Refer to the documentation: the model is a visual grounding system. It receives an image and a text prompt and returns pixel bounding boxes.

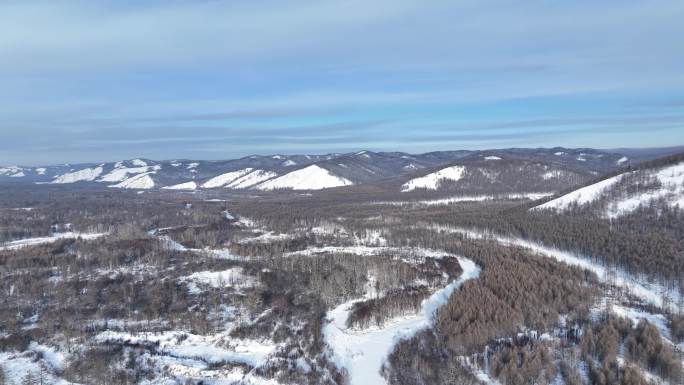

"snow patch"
[131,158,148,167]
[255,165,352,191]
[52,166,103,183]
[401,165,465,192]
[227,170,278,189]
[0,232,106,251]
[99,166,154,182]
[163,181,197,190]
[534,173,625,211]
[109,172,156,189]
[202,168,254,188]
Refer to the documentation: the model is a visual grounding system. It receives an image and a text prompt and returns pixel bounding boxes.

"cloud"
[0,0,683,164]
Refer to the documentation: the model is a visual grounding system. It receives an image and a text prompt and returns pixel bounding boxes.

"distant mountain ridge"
[1,147,680,191]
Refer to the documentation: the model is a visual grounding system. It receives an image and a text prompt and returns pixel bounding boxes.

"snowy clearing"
[109,172,156,189]
[201,168,254,188]
[99,165,158,182]
[52,166,103,183]
[228,170,278,189]
[534,173,625,211]
[255,165,352,191]
[401,165,465,192]
[95,330,278,369]
[163,181,198,190]
[0,232,106,250]
[180,268,256,294]
[373,192,554,206]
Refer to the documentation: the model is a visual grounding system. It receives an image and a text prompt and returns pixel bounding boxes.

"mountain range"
[2,147,683,194]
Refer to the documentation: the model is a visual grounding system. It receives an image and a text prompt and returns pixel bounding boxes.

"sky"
[1,0,683,165]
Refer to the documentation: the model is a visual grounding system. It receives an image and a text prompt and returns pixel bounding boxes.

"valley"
[0,148,683,385]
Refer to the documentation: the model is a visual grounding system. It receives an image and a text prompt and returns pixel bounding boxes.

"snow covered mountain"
[397,154,592,195]
[533,152,684,218]
[1,147,679,192]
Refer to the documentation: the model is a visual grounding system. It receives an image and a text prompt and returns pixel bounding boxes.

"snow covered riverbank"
[323,255,481,385]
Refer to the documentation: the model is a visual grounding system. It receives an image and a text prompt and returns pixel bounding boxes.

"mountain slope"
[398,155,589,195]
[254,165,353,190]
[533,153,684,217]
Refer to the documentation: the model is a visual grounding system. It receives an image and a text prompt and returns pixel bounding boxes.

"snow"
[484,156,502,160]
[375,193,554,206]
[541,170,564,180]
[282,159,297,167]
[401,165,465,192]
[99,166,154,182]
[554,152,565,156]
[109,172,156,189]
[51,166,103,183]
[0,351,56,385]
[285,246,453,261]
[255,165,353,191]
[201,168,254,188]
[605,162,684,217]
[131,158,148,166]
[35,167,46,175]
[186,162,200,169]
[162,181,198,190]
[425,224,680,311]
[616,156,628,165]
[535,161,684,217]
[323,253,480,385]
[0,167,25,177]
[227,170,278,189]
[609,302,672,342]
[28,342,66,372]
[0,232,106,251]
[534,173,625,211]
[238,232,296,244]
[180,268,255,294]
[95,330,277,368]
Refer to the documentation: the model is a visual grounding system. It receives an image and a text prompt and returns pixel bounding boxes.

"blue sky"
[1,0,683,165]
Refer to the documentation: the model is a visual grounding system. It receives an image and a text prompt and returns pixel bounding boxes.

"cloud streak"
[0,0,683,164]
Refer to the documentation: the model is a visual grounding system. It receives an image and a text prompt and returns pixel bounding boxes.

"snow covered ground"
[0,232,106,250]
[163,181,198,190]
[180,267,256,294]
[534,173,625,211]
[109,172,156,189]
[95,330,279,381]
[227,170,278,189]
[99,165,159,182]
[201,168,254,188]
[255,165,352,191]
[323,251,481,385]
[374,192,553,206]
[52,166,103,183]
[535,161,684,217]
[401,165,465,192]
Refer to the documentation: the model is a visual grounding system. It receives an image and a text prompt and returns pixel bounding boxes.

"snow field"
[401,165,466,192]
